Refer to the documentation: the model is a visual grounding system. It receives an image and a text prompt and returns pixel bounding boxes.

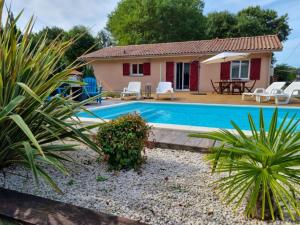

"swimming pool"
[77,102,300,131]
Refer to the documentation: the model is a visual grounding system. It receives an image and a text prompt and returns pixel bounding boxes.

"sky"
[6,0,300,67]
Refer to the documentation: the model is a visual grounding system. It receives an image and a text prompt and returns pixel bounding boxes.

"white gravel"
[0,143,297,225]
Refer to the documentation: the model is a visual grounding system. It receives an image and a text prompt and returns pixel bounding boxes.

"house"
[82,35,282,92]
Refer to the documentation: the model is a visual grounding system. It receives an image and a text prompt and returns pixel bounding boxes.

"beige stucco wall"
[90,52,272,92]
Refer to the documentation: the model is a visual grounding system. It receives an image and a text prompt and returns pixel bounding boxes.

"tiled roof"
[82,35,282,59]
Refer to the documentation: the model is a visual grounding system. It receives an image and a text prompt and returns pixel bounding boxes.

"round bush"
[96,113,151,170]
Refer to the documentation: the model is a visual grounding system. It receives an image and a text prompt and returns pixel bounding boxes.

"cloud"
[7,0,300,66]
[8,0,119,34]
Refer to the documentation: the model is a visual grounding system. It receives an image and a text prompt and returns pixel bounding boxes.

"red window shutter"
[250,58,261,80]
[190,61,199,91]
[143,63,151,75]
[220,62,231,80]
[123,63,130,76]
[166,62,174,86]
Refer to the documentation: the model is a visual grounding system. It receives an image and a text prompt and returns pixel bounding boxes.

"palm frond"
[192,108,300,221]
[0,3,100,192]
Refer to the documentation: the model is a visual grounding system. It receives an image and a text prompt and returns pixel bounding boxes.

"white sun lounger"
[255,89,283,103]
[256,82,300,104]
[274,82,300,104]
[242,82,286,101]
[156,82,174,100]
[121,82,142,99]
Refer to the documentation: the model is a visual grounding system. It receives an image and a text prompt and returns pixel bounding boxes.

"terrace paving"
[90,92,300,106]
[149,128,214,153]
[136,92,300,106]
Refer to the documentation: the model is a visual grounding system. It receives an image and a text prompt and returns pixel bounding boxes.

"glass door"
[176,63,190,90]
[183,63,190,89]
[176,63,183,90]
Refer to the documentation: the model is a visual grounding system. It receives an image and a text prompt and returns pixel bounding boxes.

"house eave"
[81,49,281,62]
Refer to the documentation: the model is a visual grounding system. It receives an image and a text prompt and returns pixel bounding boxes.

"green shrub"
[0,2,100,192]
[191,109,300,221]
[96,114,151,170]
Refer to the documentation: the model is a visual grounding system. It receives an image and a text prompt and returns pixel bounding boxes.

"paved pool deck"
[149,128,214,152]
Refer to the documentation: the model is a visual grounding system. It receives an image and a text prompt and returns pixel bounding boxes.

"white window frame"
[131,64,144,76]
[230,60,250,80]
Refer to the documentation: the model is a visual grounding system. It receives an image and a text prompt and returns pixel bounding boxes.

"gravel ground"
[0,144,297,225]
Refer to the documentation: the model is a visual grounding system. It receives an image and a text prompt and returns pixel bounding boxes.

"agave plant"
[191,109,300,221]
[0,1,100,192]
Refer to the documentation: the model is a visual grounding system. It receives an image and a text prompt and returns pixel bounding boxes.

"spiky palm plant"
[191,109,300,221]
[0,1,100,192]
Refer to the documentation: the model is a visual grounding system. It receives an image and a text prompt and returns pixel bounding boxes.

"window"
[131,64,143,75]
[231,60,249,79]
[176,62,190,90]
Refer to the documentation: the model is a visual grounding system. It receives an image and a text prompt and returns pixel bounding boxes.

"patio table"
[214,80,249,94]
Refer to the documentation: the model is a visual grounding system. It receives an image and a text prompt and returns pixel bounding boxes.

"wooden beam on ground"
[0,188,147,225]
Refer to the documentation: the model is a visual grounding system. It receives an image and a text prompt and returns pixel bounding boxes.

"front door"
[175,63,190,90]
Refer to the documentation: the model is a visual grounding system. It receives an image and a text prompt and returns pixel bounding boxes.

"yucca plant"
[191,109,300,221]
[0,1,101,192]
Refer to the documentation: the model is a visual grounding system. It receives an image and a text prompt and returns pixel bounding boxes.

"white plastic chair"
[274,82,300,104]
[242,82,286,101]
[156,82,174,100]
[121,82,141,99]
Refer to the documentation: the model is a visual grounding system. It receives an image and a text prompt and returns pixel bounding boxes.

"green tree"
[206,11,237,39]
[107,0,206,45]
[83,65,95,77]
[64,25,97,64]
[274,64,297,81]
[31,27,67,71]
[204,6,290,43]
[31,26,98,69]
[96,29,114,48]
[32,26,66,45]
[236,6,291,42]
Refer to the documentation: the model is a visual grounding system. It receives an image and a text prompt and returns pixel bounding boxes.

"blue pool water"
[77,102,300,131]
